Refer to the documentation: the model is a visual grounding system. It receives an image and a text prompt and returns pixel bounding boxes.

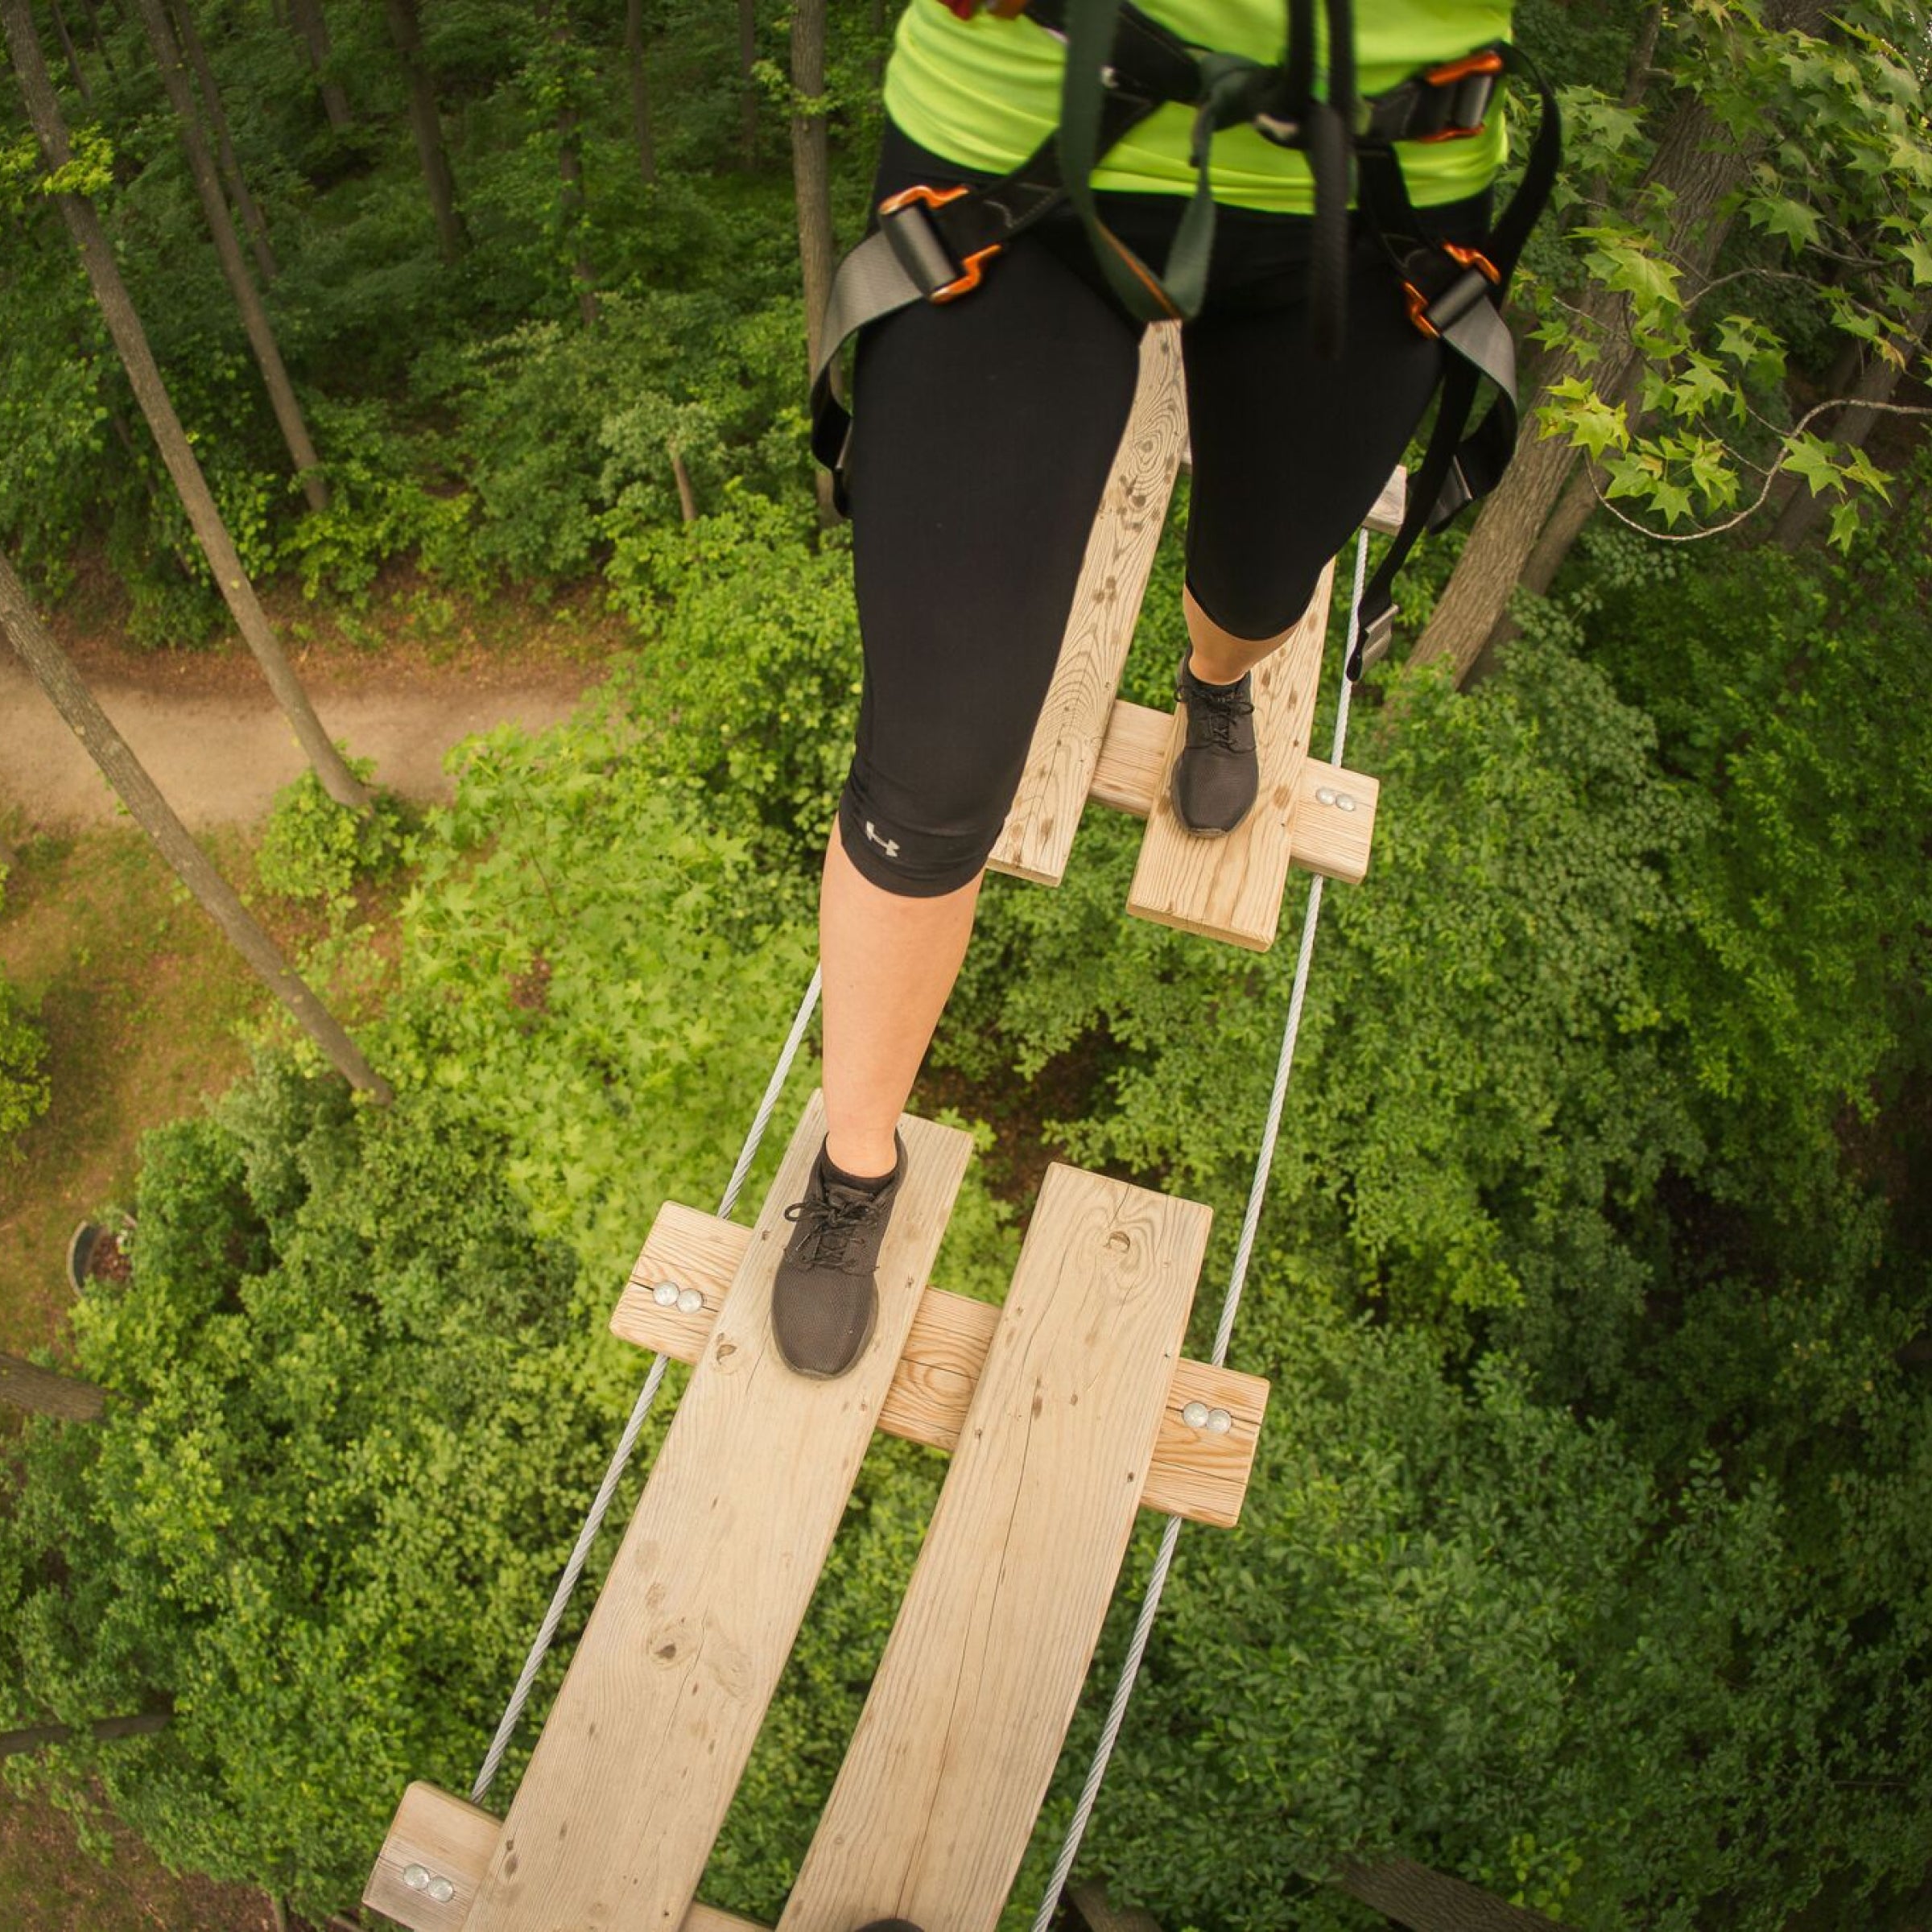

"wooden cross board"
[368,1147,1216,1932]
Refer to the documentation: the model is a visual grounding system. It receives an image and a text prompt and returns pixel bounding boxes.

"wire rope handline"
[1026,525,1370,1930]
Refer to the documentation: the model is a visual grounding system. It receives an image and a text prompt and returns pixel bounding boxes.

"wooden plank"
[1365,465,1406,536]
[615,1203,1269,1530]
[365,1784,769,1932]
[365,1781,498,1932]
[463,1095,972,1932]
[777,1164,1212,1932]
[1092,700,1378,885]
[1124,562,1335,950]
[1285,762,1379,886]
[989,325,1187,887]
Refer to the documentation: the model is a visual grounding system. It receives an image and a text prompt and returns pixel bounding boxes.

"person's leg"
[1182,580,1295,685]
[818,172,1145,1178]
[819,817,980,1179]
[774,139,1149,1376]
[1178,202,1489,657]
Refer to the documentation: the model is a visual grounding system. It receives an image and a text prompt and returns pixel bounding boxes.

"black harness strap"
[808,0,1561,663]
[1346,39,1562,676]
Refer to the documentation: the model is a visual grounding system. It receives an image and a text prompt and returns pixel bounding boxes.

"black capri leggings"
[837,122,1485,898]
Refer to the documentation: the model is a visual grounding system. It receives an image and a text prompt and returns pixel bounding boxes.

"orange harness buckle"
[877,184,1005,303]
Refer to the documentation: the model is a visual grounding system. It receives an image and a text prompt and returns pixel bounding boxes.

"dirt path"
[2,647,605,832]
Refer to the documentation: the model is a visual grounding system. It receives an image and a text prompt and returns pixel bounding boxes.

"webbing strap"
[1347,39,1563,676]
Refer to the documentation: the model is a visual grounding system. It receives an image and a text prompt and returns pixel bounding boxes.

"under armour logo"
[864,819,902,860]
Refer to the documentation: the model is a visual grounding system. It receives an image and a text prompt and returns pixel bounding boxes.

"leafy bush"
[255,759,408,913]
[1065,1301,1932,1932]
[605,489,861,893]
[939,636,1705,1363]
[0,972,51,1155]
[273,396,479,604]
[413,288,811,588]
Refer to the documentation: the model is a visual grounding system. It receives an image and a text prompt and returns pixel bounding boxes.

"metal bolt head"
[403,1864,431,1892]
[1315,786,1336,807]
[676,1286,704,1315]
[1181,1400,1211,1429]
[652,1281,679,1308]
[1335,791,1358,813]
[1206,1407,1232,1435]
[428,1878,456,1905]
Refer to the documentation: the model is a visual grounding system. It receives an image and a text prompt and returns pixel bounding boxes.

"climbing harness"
[810,0,1561,678]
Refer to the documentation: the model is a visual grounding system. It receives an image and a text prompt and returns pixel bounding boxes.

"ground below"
[2,594,620,1930]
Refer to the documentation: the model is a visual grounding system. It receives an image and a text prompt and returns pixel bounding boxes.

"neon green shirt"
[884,0,1511,213]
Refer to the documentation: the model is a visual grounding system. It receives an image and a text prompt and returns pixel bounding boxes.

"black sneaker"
[1171,650,1259,836]
[770,1133,906,1379]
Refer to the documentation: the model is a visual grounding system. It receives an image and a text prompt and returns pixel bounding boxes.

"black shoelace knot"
[782,1189,877,1273]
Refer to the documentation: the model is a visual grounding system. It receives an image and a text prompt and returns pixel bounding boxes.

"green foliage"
[1525,0,1932,545]
[0,868,52,1156]
[411,287,813,587]
[0,1071,605,1921]
[605,489,861,891]
[940,638,1703,1359]
[273,397,479,604]
[254,758,408,914]
[0,976,52,1158]
[1067,1302,1932,1932]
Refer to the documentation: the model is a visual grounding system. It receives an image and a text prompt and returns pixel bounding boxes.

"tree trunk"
[131,0,324,510]
[542,0,597,328]
[790,0,836,523]
[1414,0,1830,683]
[671,446,696,523]
[737,0,757,167]
[286,0,350,130]
[0,1707,174,1759]
[170,0,279,286]
[0,1352,109,1422]
[625,0,655,187]
[1773,299,1931,551]
[383,0,465,264]
[0,554,393,1100]
[49,0,91,105]
[3,0,370,811]
[1336,1857,1577,1931]
[75,0,117,78]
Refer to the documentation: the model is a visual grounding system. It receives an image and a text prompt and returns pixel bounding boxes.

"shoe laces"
[1183,672,1253,749]
[782,1187,877,1273]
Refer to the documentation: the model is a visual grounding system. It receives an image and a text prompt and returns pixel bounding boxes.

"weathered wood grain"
[460,1095,972,1932]
[989,325,1187,886]
[776,1164,1211,1932]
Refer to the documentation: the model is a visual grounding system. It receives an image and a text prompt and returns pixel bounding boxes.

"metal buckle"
[1402,245,1501,339]
[877,184,1003,303]
[1348,603,1398,679]
[1414,50,1502,142]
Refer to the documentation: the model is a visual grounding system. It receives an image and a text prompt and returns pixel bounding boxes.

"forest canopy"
[1,1,1929,1929]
